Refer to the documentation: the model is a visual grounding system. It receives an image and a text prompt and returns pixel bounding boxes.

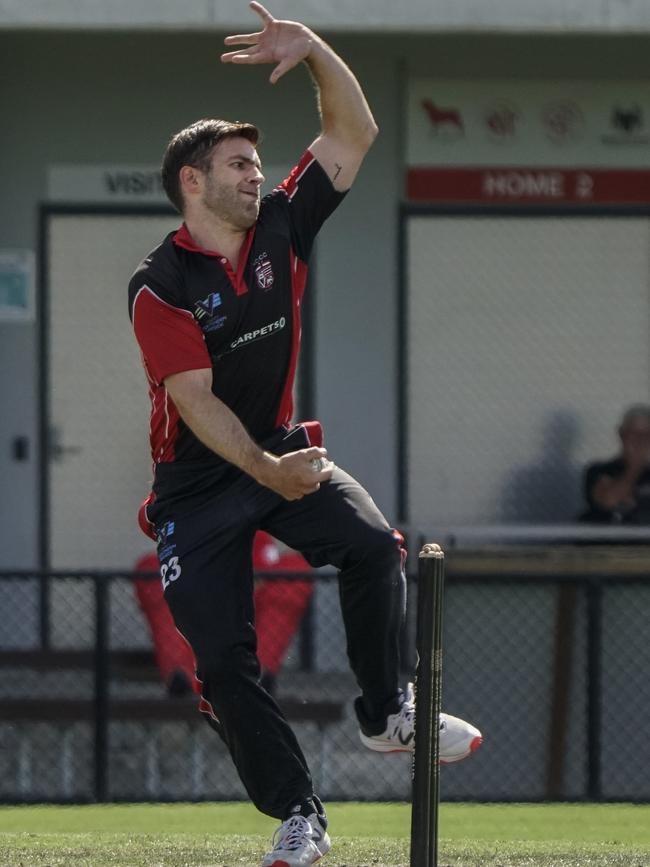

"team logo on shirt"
[194,292,227,332]
[253,252,274,291]
[194,292,222,320]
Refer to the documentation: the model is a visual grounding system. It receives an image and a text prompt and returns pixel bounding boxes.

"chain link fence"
[0,546,649,803]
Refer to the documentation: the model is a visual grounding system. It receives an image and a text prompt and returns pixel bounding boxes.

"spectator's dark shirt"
[580,458,650,524]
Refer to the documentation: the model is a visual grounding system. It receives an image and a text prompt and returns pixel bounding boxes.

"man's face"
[200,136,264,229]
[620,417,650,463]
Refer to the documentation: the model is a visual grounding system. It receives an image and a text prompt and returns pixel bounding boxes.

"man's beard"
[202,178,259,229]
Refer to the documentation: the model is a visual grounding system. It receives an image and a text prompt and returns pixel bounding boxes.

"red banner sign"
[406,168,650,205]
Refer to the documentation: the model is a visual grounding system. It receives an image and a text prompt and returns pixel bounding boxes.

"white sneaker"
[359,683,482,764]
[261,813,331,867]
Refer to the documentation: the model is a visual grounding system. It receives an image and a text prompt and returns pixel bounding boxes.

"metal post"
[410,543,445,867]
[93,575,110,802]
[299,581,316,672]
[586,580,603,800]
[38,574,50,649]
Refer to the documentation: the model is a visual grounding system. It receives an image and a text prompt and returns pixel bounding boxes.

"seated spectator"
[134,531,313,697]
[580,404,650,524]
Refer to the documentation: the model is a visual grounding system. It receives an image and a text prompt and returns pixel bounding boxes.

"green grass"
[0,802,649,866]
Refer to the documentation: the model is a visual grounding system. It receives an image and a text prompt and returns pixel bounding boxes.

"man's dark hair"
[161,118,260,214]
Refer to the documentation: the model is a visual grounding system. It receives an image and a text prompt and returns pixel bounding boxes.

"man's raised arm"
[221,1,378,191]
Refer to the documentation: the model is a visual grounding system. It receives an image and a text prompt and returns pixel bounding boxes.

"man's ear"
[179,165,202,200]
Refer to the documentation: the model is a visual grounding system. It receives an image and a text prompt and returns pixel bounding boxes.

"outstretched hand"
[221,1,314,84]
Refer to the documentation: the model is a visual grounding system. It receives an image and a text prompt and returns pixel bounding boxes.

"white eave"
[2,0,650,33]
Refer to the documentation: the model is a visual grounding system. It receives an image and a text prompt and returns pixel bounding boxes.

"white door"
[46,212,179,570]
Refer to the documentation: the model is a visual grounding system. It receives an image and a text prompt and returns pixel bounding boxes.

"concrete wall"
[1,30,650,566]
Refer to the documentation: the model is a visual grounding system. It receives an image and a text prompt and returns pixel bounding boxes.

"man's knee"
[197,642,259,685]
[348,524,405,574]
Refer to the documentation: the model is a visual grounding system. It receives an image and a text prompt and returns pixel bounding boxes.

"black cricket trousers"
[149,425,406,820]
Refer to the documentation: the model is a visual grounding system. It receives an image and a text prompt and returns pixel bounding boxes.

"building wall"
[1,30,650,566]
[4,0,650,32]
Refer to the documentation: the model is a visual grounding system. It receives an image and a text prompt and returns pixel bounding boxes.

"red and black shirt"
[128,151,345,482]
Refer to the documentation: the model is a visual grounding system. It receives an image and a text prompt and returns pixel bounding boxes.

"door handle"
[48,426,83,462]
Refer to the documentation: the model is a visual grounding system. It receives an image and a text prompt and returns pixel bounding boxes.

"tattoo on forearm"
[333,163,342,181]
